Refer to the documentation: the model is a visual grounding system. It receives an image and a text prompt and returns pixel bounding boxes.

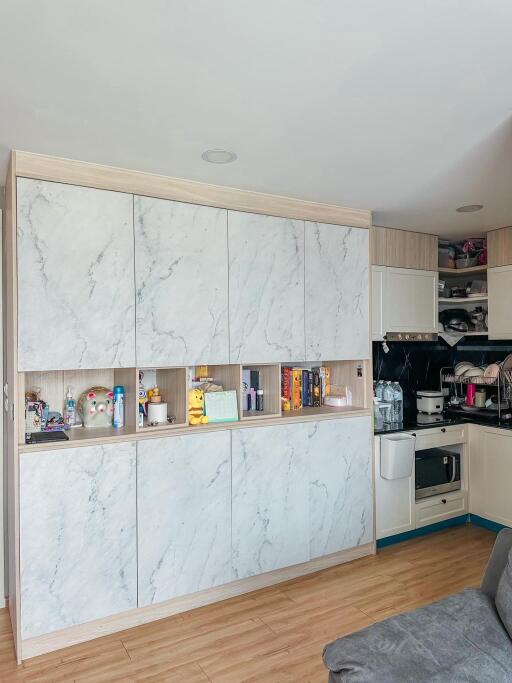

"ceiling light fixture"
[456,204,483,213]
[201,149,237,164]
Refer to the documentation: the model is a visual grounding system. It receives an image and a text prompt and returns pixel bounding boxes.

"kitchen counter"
[375,414,512,436]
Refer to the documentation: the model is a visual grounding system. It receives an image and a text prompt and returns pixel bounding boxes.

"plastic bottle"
[382,382,395,427]
[64,387,76,426]
[113,385,125,428]
[392,382,403,425]
[375,380,385,400]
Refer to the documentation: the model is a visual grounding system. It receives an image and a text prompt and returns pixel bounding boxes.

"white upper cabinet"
[487,266,512,340]
[17,178,135,371]
[228,211,305,363]
[380,267,438,335]
[305,223,369,361]
[371,265,386,341]
[134,196,229,367]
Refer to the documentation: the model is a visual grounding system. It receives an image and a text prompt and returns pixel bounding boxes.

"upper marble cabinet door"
[17,179,136,371]
[134,196,229,366]
[228,211,305,363]
[305,223,369,361]
[231,423,309,579]
[137,431,231,606]
[20,442,137,639]
[308,416,373,559]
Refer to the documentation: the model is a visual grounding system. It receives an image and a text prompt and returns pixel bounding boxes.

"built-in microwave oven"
[415,447,461,500]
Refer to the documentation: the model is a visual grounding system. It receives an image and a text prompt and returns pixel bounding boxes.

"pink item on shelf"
[466,383,476,406]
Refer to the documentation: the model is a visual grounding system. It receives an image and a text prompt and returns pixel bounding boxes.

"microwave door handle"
[450,455,457,483]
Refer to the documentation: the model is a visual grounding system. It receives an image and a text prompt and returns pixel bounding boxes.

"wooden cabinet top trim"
[11,150,371,229]
[371,226,437,270]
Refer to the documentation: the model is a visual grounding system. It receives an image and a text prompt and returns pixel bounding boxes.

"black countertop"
[375,413,512,436]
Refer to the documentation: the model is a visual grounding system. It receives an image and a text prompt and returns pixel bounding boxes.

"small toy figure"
[189,388,208,425]
[77,386,114,428]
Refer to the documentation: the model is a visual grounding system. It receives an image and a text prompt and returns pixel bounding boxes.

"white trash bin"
[380,432,416,480]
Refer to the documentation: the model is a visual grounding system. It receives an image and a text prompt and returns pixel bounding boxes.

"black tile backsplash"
[372,338,512,419]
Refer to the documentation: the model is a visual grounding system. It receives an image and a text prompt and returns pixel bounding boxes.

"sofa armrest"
[481,528,512,599]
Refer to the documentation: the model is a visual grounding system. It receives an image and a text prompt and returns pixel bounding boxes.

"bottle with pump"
[64,387,76,426]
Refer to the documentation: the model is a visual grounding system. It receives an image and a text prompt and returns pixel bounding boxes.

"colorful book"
[302,369,310,408]
[281,366,291,411]
[312,370,321,407]
[242,369,251,411]
[292,369,302,410]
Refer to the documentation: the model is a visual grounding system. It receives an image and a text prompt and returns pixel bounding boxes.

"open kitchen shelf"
[439,296,488,303]
[438,265,487,276]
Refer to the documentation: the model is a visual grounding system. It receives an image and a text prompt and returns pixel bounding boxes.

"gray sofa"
[323,529,512,682]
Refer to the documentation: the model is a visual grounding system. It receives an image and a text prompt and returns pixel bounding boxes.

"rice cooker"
[417,390,444,415]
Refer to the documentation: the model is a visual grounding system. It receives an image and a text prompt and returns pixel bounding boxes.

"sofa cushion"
[496,547,512,638]
[323,588,512,682]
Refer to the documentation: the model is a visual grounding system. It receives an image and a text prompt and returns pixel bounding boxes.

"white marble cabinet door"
[228,211,305,363]
[305,222,369,361]
[137,431,232,606]
[17,178,135,371]
[20,443,137,639]
[308,417,373,559]
[231,423,309,579]
[134,196,229,366]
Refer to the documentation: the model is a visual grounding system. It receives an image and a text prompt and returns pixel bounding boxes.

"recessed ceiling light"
[456,204,483,213]
[201,149,237,164]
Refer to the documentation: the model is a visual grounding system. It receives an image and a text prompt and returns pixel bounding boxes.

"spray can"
[113,385,125,428]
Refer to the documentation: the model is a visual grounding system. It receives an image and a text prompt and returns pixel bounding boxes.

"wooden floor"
[0,524,496,682]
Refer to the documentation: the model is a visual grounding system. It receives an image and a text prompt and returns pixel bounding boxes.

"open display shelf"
[438,265,487,276]
[19,359,371,452]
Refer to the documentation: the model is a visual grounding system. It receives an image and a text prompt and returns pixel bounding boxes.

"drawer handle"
[442,499,447,504]
[441,428,446,433]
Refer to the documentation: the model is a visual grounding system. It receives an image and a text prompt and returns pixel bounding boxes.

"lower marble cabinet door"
[308,417,373,558]
[137,431,232,606]
[20,443,137,640]
[231,423,310,579]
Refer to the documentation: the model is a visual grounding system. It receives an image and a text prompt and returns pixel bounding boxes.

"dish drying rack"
[440,366,512,421]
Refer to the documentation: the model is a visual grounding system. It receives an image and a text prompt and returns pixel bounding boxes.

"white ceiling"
[1,0,512,238]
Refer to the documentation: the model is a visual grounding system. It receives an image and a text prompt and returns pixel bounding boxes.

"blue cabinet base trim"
[469,514,510,533]
[377,514,511,549]
[377,515,469,549]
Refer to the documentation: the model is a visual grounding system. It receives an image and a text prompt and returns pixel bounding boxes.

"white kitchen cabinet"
[372,266,438,337]
[137,431,231,606]
[372,265,386,341]
[231,423,310,579]
[305,223,369,361]
[469,427,512,527]
[134,196,229,366]
[375,435,415,539]
[488,265,512,340]
[309,417,373,557]
[19,443,137,639]
[17,178,136,370]
[228,211,305,363]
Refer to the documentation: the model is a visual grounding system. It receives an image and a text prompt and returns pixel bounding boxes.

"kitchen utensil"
[484,364,500,382]
[462,366,485,379]
[454,362,474,377]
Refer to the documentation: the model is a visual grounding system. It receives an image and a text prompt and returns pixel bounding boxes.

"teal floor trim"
[469,514,510,533]
[377,515,469,548]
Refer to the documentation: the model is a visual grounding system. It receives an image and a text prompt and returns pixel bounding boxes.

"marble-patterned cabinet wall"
[308,416,372,558]
[17,178,136,371]
[305,222,369,361]
[231,423,310,579]
[134,196,229,366]
[228,212,305,363]
[19,443,137,639]
[137,431,232,606]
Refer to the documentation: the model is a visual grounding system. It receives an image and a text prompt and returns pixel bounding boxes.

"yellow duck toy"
[189,388,208,425]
